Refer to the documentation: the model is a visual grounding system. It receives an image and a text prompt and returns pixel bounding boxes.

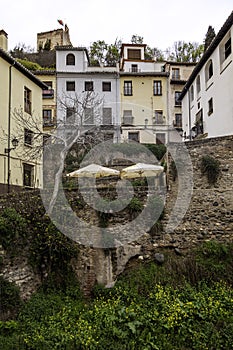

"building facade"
[0,31,47,193]
[120,44,169,144]
[180,11,233,140]
[56,46,121,142]
[34,70,57,131]
[119,44,195,144]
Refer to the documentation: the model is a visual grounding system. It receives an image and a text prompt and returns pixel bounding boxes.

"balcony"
[43,116,54,127]
[122,116,134,125]
[42,89,54,99]
[173,120,182,128]
[171,74,180,80]
[129,67,141,73]
[153,116,166,125]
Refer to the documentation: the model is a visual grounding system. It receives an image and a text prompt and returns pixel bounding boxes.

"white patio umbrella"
[120,163,164,179]
[66,164,120,178]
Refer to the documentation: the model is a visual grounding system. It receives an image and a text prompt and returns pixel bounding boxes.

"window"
[127,49,141,60]
[175,91,182,106]
[23,163,34,187]
[208,98,213,115]
[220,34,232,66]
[24,129,33,146]
[123,110,133,125]
[66,81,75,91]
[190,85,194,101]
[66,107,75,120]
[84,108,94,124]
[174,114,182,128]
[196,75,201,94]
[156,133,166,145]
[205,60,213,83]
[43,109,53,125]
[172,68,180,79]
[224,37,231,60]
[208,61,213,78]
[131,64,138,72]
[124,81,133,96]
[102,82,111,91]
[154,110,164,124]
[153,80,162,95]
[102,108,112,125]
[66,53,75,65]
[24,87,31,114]
[85,81,94,91]
[128,132,139,142]
[195,109,203,135]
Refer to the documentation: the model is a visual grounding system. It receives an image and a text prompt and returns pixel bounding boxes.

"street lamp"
[4,137,19,153]
[5,137,19,193]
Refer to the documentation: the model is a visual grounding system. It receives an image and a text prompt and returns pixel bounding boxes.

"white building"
[56,46,120,142]
[180,11,233,140]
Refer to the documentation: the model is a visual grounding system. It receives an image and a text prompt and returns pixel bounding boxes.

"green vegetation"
[16,58,43,71]
[0,277,22,320]
[200,155,221,184]
[143,144,167,161]
[0,241,233,349]
[0,208,27,250]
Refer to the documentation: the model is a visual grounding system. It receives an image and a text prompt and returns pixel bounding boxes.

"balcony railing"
[122,116,134,125]
[43,116,54,127]
[173,120,182,128]
[42,89,54,99]
[171,74,180,80]
[153,117,166,125]
[129,68,141,72]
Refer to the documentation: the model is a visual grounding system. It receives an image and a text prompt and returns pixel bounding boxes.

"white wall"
[56,49,88,73]
[182,26,233,139]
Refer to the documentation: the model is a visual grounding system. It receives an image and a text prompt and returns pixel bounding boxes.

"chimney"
[0,30,8,51]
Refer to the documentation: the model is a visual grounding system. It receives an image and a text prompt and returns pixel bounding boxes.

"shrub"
[0,277,22,320]
[128,197,143,214]
[16,58,42,71]
[143,143,167,161]
[200,155,220,184]
[0,208,27,250]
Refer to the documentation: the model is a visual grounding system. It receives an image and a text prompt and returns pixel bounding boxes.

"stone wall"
[162,135,233,247]
[1,135,233,297]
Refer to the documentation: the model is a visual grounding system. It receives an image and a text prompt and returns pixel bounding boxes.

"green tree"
[89,39,121,66]
[131,34,144,44]
[152,47,165,61]
[167,41,204,62]
[204,25,216,52]
[89,40,108,66]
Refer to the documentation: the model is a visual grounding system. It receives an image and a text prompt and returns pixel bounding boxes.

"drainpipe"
[7,62,15,193]
[187,88,192,141]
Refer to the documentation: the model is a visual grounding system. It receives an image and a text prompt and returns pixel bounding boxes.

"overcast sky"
[1,0,232,52]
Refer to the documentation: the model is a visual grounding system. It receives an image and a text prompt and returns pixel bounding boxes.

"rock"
[154,253,165,265]
[174,248,182,255]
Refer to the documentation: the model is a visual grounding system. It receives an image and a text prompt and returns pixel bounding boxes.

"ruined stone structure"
[37,25,72,51]
[0,135,233,298]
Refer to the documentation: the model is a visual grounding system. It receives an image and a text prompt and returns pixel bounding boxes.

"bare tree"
[6,91,104,215]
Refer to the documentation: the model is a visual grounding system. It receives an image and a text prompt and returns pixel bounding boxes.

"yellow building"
[34,70,57,131]
[0,31,47,193]
[120,44,169,144]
